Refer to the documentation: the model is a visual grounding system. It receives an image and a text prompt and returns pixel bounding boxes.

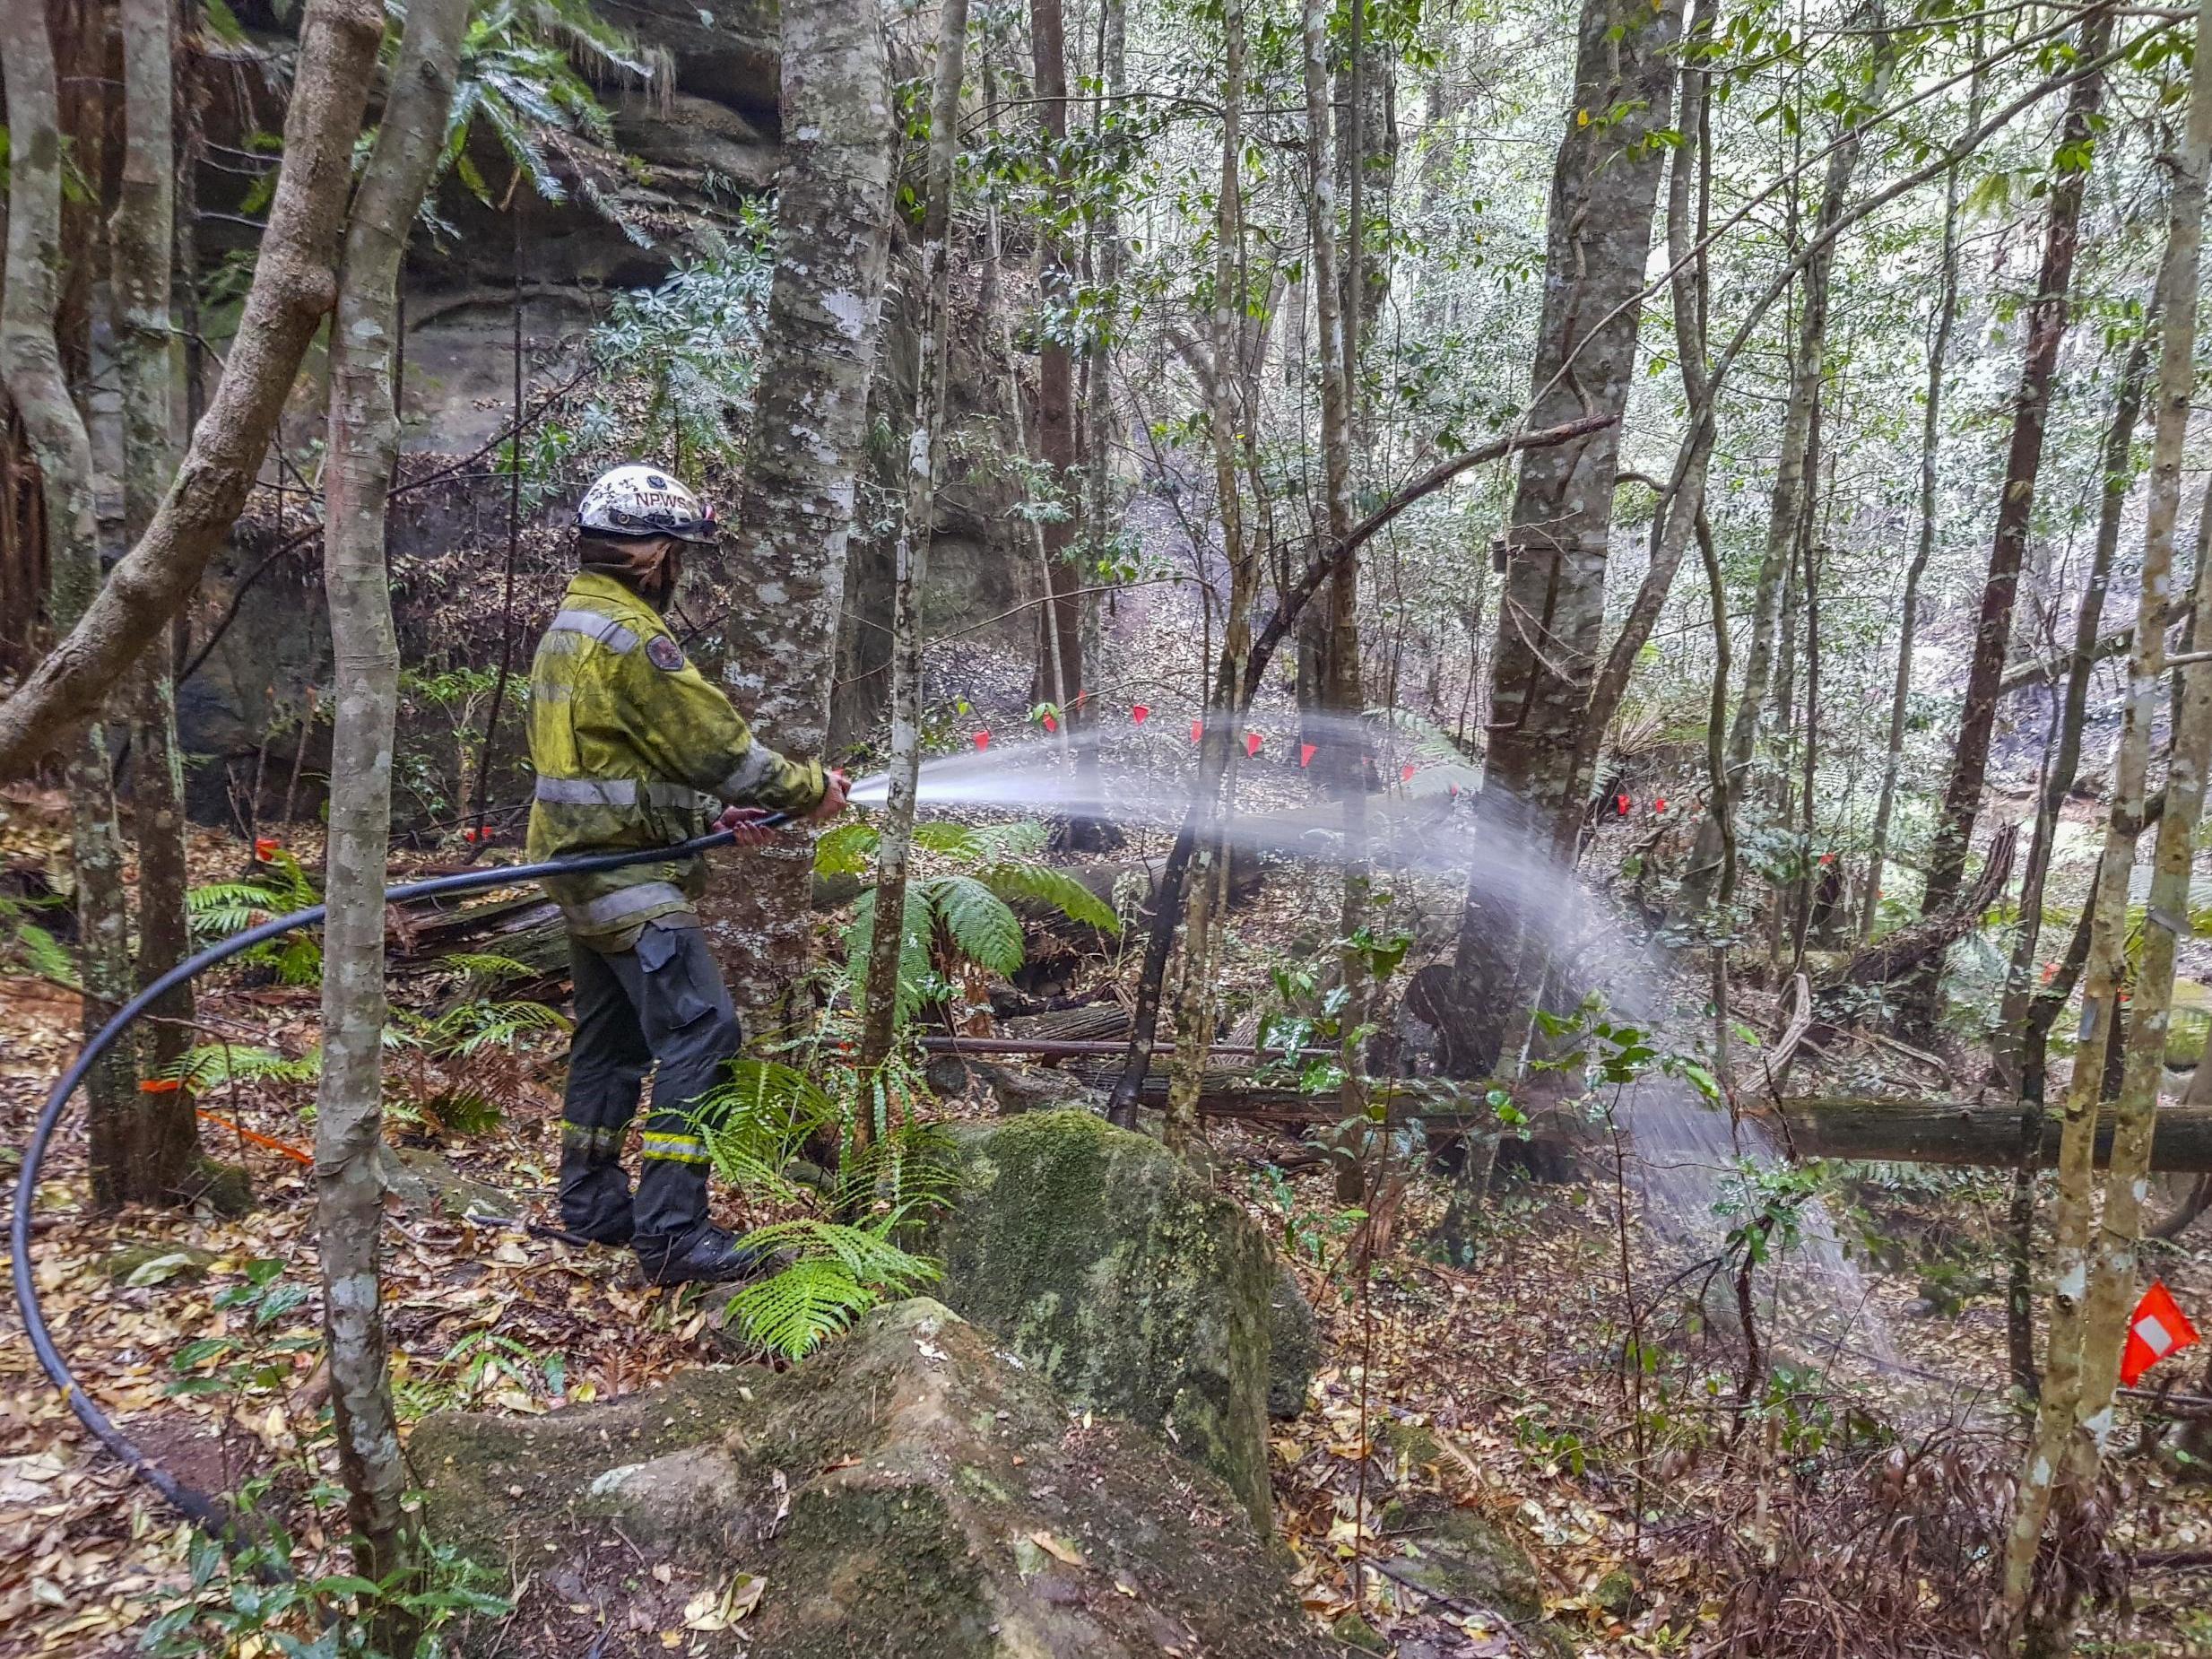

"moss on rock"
[414,1299,1331,1658]
[931,1110,1278,1523]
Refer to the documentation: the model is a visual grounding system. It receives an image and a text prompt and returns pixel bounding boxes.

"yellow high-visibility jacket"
[525,570,824,950]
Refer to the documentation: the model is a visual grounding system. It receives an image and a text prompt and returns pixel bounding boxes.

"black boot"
[635,1223,769,1286]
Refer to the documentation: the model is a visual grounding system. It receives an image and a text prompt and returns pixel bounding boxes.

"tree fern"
[844,884,937,1021]
[926,876,1024,979]
[980,862,1119,932]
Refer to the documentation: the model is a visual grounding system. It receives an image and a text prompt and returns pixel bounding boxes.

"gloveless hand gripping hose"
[6,821,780,1538]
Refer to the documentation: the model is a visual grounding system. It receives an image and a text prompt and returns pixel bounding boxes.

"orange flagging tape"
[193,1107,313,1166]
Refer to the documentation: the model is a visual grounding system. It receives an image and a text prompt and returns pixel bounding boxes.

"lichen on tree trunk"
[714,0,894,1020]
[1,1,137,1203]
[114,0,201,1195]
[313,0,470,1613]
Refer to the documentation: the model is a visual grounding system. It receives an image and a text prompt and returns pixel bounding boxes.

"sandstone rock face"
[931,1110,1279,1524]
[414,1299,1329,1658]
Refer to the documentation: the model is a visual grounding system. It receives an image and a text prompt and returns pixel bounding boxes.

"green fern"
[813,821,881,876]
[831,1119,960,1228]
[843,884,938,1021]
[927,876,1024,978]
[720,1258,881,1359]
[412,998,573,1056]
[721,1215,942,1360]
[980,862,1118,932]
[163,1044,323,1091]
[693,1058,841,1195]
[443,951,540,985]
[13,920,80,990]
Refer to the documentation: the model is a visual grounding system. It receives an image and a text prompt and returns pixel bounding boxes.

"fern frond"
[911,821,985,860]
[832,1122,961,1227]
[813,821,881,876]
[739,1219,941,1294]
[926,876,1024,978]
[845,885,935,1021]
[720,1257,879,1359]
[694,1059,839,1191]
[13,922,80,989]
[444,951,540,984]
[981,862,1119,933]
[165,1044,322,1091]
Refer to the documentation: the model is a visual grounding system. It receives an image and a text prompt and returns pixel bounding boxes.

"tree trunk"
[1570,0,1716,805]
[1164,0,1252,1156]
[1473,0,1680,855]
[2011,16,2212,1634]
[1,0,136,1205]
[1675,92,1865,918]
[114,0,199,1194]
[1446,0,1680,1074]
[854,0,967,1100]
[1999,310,2156,1389]
[715,0,894,1018]
[1861,50,1978,943]
[2004,4,2208,1623]
[314,0,470,1621]
[1028,0,1085,734]
[1920,10,2112,926]
[0,0,384,783]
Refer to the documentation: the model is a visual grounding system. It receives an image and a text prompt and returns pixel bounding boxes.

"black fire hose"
[6,820,784,1541]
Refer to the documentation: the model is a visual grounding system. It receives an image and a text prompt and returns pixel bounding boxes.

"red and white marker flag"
[1132,703,1149,725]
[1299,742,1316,769]
[1246,731,1262,758]
[2121,1280,2200,1386]
[1190,719,1204,744]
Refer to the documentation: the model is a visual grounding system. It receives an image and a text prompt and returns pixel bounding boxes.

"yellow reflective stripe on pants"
[640,1132,710,1165]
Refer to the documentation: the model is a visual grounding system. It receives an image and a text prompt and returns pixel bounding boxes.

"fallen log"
[1755,1096,2212,1174]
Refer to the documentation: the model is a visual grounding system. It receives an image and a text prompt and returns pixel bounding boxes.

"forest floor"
[6,716,2212,1655]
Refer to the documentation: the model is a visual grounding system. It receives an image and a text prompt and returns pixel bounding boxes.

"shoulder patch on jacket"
[646,635,686,673]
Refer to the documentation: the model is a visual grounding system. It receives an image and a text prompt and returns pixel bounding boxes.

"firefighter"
[525,464,848,1284]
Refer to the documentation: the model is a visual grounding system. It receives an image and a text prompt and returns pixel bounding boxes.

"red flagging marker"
[2122,1280,2199,1386]
[973,731,990,751]
[1132,703,1149,724]
[1246,731,1262,758]
[1299,743,1316,769]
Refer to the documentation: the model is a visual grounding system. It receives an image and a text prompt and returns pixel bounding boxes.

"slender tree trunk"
[1571,0,1717,804]
[0,0,383,781]
[1446,0,1680,1075]
[2008,17,2212,1631]
[315,0,469,1620]
[1028,0,1085,730]
[1,1,136,1205]
[854,0,967,1103]
[1862,50,1979,943]
[716,0,894,1017]
[1675,91,1864,918]
[2005,6,2208,1620]
[2000,312,2156,1389]
[114,0,199,1193]
[1921,10,2112,930]
[1164,0,1250,1156]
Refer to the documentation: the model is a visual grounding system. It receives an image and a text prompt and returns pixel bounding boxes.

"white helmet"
[576,464,719,545]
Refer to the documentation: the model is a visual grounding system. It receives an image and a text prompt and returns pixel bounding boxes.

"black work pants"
[559,919,742,1254]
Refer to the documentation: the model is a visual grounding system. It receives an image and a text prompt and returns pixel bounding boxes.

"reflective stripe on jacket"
[525,570,824,948]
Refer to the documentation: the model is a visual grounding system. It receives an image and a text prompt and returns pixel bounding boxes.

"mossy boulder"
[930,1110,1279,1524]
[413,1299,1330,1658]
